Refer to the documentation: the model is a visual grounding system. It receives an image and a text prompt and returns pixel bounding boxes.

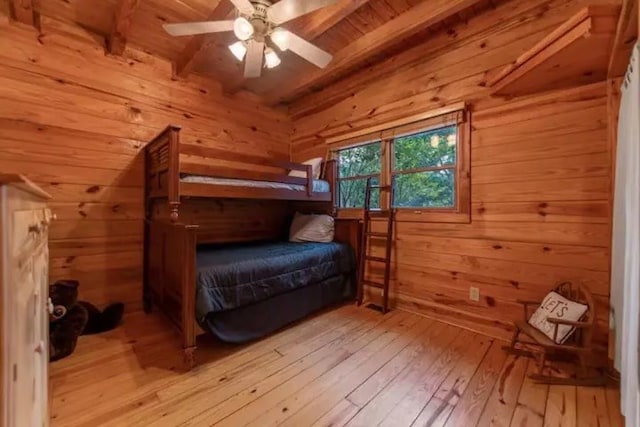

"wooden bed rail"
[179,143,309,175]
[145,125,337,223]
[179,144,314,194]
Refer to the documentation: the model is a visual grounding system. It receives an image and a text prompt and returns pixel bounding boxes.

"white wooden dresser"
[0,174,52,427]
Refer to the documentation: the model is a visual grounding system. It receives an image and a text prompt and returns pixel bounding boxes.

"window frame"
[335,140,382,210]
[391,124,458,210]
[331,108,471,224]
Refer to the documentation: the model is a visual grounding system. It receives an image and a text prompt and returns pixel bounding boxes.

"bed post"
[144,124,181,312]
[325,159,338,215]
[182,225,198,368]
[143,147,152,313]
[167,126,181,222]
[306,164,314,196]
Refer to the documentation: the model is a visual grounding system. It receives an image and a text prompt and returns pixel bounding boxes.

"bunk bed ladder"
[357,177,395,314]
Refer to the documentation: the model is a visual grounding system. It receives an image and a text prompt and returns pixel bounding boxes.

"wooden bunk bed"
[143,126,358,367]
[145,125,335,223]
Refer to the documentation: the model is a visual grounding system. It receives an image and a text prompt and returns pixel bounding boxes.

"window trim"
[390,124,458,210]
[393,118,470,223]
[335,140,382,210]
[330,106,471,224]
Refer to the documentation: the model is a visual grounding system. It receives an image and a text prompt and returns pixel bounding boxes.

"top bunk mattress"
[195,241,354,321]
[182,175,330,193]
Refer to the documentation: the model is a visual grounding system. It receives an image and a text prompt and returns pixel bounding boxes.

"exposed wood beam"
[607,0,638,78]
[173,0,229,79]
[8,0,40,30]
[288,0,371,40]
[174,35,209,79]
[107,0,141,55]
[265,0,486,105]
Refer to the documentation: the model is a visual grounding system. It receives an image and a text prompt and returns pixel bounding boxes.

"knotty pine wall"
[0,16,290,312]
[291,0,614,347]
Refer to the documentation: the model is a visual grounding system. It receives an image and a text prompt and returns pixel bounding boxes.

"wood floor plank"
[55,305,364,426]
[57,348,285,426]
[378,329,478,427]
[411,334,493,426]
[576,385,611,427]
[51,326,175,393]
[268,316,433,427]
[605,385,625,427]
[212,311,418,427]
[156,306,363,401]
[110,307,387,426]
[274,306,366,355]
[346,323,461,426]
[50,311,170,377]
[444,342,509,427]
[179,308,390,426]
[51,321,188,424]
[476,354,528,427]
[544,378,577,427]
[310,399,360,427]
[346,318,439,408]
[509,360,548,427]
[49,308,623,427]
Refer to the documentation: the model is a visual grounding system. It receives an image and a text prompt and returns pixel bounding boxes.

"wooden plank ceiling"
[26,0,496,105]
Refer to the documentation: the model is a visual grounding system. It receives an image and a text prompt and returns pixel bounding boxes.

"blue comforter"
[195,241,354,322]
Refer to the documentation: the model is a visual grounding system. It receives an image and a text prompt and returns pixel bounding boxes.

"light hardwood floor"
[50,305,624,427]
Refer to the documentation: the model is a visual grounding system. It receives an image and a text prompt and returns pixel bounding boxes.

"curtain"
[611,41,640,425]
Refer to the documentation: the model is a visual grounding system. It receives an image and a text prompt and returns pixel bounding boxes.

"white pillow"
[289,157,323,180]
[289,213,334,243]
[528,291,588,344]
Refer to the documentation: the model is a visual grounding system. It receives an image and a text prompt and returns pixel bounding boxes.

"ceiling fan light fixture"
[264,48,281,69]
[233,16,254,41]
[270,28,290,51]
[164,0,337,78]
[229,41,247,61]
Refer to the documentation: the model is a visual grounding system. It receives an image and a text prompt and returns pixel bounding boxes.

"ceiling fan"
[163,0,337,78]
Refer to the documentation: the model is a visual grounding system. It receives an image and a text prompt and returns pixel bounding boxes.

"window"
[333,106,470,223]
[337,141,381,208]
[393,125,457,208]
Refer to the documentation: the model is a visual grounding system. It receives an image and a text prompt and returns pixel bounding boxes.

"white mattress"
[181,175,331,193]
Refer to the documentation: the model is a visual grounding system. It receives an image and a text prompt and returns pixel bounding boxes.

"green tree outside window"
[393,126,457,208]
[337,142,381,208]
[336,125,457,210]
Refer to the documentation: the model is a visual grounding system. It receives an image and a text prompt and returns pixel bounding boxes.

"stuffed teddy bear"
[49,280,125,362]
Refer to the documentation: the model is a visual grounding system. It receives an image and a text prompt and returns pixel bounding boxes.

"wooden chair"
[503,281,605,385]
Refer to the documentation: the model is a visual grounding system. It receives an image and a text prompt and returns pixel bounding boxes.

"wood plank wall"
[290,0,615,347]
[0,15,290,312]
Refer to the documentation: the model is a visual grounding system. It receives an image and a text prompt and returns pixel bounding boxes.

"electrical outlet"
[469,287,480,302]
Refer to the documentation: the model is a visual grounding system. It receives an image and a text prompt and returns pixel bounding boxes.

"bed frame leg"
[183,346,197,369]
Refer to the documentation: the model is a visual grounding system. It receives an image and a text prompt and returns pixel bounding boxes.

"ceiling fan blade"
[163,20,234,36]
[244,40,265,78]
[229,0,255,15]
[267,0,338,25]
[286,31,333,68]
